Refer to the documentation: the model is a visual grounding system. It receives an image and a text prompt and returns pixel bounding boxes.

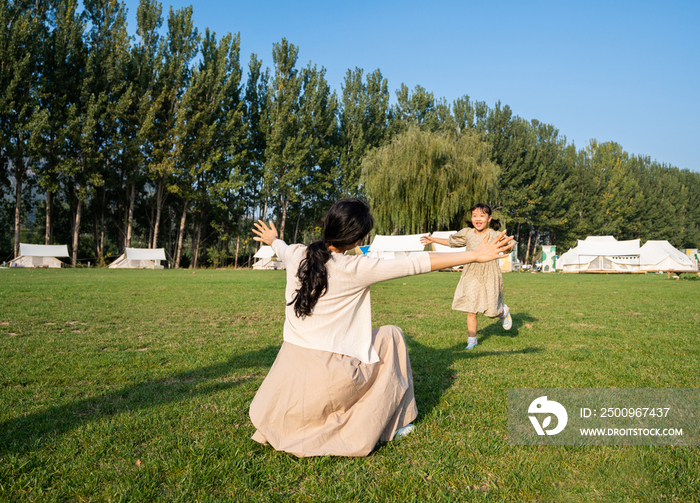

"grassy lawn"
[1,268,698,502]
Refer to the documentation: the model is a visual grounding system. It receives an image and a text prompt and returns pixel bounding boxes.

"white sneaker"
[393,423,415,440]
[502,305,512,330]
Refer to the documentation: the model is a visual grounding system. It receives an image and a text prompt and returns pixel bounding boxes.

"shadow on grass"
[0,345,279,455]
[477,311,539,345]
[406,314,543,421]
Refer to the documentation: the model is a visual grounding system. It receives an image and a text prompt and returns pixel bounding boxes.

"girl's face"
[471,209,492,232]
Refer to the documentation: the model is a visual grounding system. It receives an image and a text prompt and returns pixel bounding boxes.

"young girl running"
[421,203,512,349]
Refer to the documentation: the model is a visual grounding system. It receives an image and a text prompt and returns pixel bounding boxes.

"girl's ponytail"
[289,198,374,318]
[289,240,332,318]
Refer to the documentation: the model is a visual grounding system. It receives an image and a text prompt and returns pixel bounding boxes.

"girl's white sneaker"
[502,305,512,330]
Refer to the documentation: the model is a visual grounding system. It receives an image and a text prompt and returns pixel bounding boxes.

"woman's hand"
[473,230,515,263]
[420,235,435,245]
[428,230,514,271]
[252,220,279,246]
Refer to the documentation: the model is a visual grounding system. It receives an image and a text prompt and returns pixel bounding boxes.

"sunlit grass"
[1,268,698,502]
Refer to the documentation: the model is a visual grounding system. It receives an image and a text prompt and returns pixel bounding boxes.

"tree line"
[2,0,699,268]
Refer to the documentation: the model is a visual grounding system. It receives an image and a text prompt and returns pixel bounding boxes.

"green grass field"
[1,268,698,502]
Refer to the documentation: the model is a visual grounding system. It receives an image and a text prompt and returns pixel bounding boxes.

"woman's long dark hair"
[466,203,501,231]
[289,198,374,318]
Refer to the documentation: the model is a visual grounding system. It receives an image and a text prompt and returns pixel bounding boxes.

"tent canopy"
[252,245,283,269]
[368,234,428,253]
[108,248,165,269]
[640,240,695,270]
[368,234,429,260]
[19,243,69,257]
[125,247,166,261]
[556,236,640,272]
[576,237,640,257]
[253,245,275,259]
[9,243,69,268]
[557,236,697,272]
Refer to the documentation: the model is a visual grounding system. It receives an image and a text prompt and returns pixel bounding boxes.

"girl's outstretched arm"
[428,231,513,271]
[420,235,450,247]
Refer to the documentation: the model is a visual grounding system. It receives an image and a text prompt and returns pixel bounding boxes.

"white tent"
[9,243,69,268]
[368,233,429,260]
[639,241,697,272]
[556,236,641,272]
[109,247,166,269]
[252,245,284,270]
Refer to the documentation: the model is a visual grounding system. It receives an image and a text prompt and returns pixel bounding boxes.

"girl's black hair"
[289,198,374,318]
[465,203,501,231]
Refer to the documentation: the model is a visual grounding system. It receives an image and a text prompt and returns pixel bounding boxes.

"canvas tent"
[639,241,697,272]
[368,234,429,260]
[109,247,166,269]
[556,236,641,272]
[9,243,69,268]
[252,245,284,270]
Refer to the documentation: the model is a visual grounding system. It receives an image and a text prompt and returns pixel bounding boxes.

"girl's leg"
[466,312,478,349]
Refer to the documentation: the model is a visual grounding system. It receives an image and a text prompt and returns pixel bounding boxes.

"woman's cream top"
[271,239,431,364]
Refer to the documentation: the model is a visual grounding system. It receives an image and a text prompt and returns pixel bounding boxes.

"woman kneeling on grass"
[249,198,513,457]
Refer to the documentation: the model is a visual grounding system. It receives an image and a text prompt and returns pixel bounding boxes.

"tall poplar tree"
[286,62,338,242]
[0,0,48,258]
[173,29,246,268]
[62,0,131,266]
[240,53,268,217]
[338,67,389,197]
[38,0,85,247]
[264,38,304,240]
[390,84,437,134]
[149,5,199,249]
[122,0,163,250]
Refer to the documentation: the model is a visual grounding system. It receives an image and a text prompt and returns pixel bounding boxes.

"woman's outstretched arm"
[428,231,514,271]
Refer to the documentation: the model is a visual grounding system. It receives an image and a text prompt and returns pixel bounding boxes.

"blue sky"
[120,0,699,172]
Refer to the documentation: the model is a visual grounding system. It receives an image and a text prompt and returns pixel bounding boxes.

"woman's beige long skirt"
[249,325,417,457]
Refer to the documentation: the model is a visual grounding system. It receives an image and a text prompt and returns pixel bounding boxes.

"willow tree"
[361,127,498,234]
